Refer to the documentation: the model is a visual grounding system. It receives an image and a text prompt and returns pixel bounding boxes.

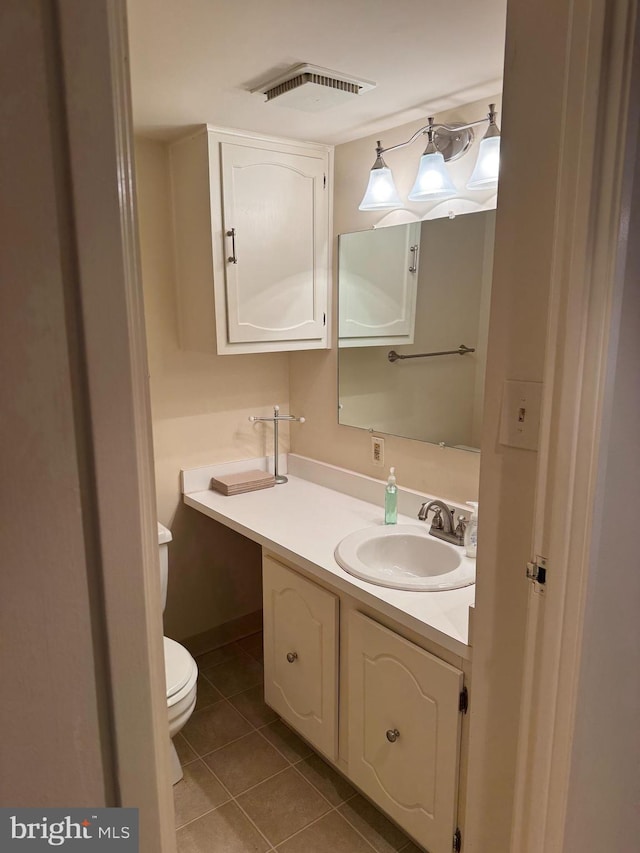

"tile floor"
[175,632,424,853]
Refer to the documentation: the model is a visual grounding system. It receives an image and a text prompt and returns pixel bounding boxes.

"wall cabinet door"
[168,127,331,356]
[220,141,329,347]
[348,611,463,853]
[338,222,420,348]
[263,556,338,760]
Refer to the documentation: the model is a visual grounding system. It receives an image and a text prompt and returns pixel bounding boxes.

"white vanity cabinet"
[169,126,331,355]
[347,611,463,853]
[262,553,467,853]
[262,555,339,760]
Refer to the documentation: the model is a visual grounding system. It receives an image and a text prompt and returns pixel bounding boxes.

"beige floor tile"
[294,753,356,806]
[182,700,252,755]
[196,643,245,670]
[203,653,264,698]
[203,731,287,795]
[259,719,313,763]
[237,633,264,662]
[236,767,331,846]
[174,733,198,767]
[228,685,278,729]
[176,801,270,853]
[173,760,230,829]
[195,674,223,711]
[339,795,413,853]
[276,810,375,853]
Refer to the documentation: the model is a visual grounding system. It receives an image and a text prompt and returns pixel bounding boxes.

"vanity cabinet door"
[347,611,463,853]
[263,556,338,760]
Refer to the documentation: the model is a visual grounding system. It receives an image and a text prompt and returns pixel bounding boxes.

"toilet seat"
[163,636,198,708]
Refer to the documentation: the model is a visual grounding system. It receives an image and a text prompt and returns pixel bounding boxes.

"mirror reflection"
[338,210,496,449]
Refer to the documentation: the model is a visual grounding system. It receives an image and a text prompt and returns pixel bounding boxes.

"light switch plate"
[499,380,543,451]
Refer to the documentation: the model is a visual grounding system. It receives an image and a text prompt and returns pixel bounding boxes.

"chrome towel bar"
[388,344,475,363]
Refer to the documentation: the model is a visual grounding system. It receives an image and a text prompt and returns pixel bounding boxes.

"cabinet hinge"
[459,686,469,714]
[323,173,327,189]
[526,555,547,585]
[453,827,462,852]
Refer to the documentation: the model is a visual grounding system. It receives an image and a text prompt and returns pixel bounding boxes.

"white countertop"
[183,459,474,659]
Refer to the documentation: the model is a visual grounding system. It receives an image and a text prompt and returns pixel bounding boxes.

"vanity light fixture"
[358,104,501,210]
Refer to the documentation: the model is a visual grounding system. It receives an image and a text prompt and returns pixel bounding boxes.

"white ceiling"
[127,0,506,146]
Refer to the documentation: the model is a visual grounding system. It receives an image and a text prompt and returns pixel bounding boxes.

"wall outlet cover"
[371,435,385,467]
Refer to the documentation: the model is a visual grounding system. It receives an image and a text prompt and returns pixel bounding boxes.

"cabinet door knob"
[286,651,298,663]
[386,728,400,743]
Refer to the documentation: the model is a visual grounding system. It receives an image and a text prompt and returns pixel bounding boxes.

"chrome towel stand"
[248,405,305,484]
[388,344,475,363]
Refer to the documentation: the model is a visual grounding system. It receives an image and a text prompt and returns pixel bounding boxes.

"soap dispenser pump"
[464,501,479,558]
[384,467,398,525]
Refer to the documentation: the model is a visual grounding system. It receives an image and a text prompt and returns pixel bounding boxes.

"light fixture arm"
[377,104,499,158]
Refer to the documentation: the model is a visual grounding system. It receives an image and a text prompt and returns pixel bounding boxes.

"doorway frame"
[510,0,639,850]
[70,0,638,850]
[55,1,176,849]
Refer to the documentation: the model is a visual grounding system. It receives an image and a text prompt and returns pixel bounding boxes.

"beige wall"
[136,138,289,640]
[1,0,112,805]
[290,97,501,505]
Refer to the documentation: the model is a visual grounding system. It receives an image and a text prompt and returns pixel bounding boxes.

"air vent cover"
[253,63,376,112]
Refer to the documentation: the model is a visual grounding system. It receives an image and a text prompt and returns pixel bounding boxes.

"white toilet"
[158,523,198,784]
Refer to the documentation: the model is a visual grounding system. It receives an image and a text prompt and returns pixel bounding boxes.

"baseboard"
[181,609,263,658]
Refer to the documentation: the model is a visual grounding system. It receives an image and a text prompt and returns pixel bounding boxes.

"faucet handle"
[454,515,467,540]
[430,507,444,530]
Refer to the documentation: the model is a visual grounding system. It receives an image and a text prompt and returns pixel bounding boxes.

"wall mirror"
[338,209,496,450]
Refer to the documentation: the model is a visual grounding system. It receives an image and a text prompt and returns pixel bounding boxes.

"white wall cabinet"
[338,222,420,348]
[262,553,467,852]
[348,611,463,853]
[169,126,331,355]
[262,555,338,760]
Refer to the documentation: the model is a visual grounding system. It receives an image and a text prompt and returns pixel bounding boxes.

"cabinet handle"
[386,728,400,743]
[286,651,298,663]
[409,244,419,273]
[226,228,238,264]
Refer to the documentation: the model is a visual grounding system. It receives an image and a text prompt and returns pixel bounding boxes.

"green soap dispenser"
[384,467,398,525]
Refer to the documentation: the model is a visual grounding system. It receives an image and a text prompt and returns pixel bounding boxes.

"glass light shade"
[358,166,402,211]
[407,151,457,201]
[466,136,501,189]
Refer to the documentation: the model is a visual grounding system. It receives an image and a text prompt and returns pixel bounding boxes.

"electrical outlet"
[371,435,385,467]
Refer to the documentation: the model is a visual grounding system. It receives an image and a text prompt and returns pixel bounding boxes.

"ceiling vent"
[252,64,376,112]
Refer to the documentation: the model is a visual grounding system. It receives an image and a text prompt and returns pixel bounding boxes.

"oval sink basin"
[334,525,475,591]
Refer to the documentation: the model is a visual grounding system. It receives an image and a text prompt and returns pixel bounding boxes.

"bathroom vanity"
[182,455,474,853]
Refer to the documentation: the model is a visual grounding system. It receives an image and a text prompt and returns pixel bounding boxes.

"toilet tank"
[157,523,173,611]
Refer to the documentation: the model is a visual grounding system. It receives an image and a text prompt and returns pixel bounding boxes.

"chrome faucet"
[418,499,466,546]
